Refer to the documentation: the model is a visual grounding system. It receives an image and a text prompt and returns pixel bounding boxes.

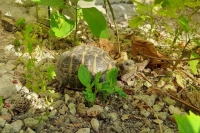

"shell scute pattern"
[55,45,116,90]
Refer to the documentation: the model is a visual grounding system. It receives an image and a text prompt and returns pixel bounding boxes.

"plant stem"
[73,2,78,45]
[106,0,120,55]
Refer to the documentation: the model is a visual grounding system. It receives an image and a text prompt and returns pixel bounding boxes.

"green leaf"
[91,71,102,88]
[32,0,65,7]
[82,7,108,38]
[114,86,126,98]
[178,15,189,33]
[83,90,96,103]
[189,52,199,74]
[78,65,92,87]
[0,97,3,107]
[174,111,200,133]
[193,39,200,46]
[47,65,56,80]
[50,12,75,38]
[83,0,94,2]
[184,1,200,8]
[106,68,118,86]
[129,16,144,28]
[99,81,114,95]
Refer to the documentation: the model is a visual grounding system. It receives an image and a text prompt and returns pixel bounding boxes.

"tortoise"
[55,45,116,90]
[0,11,17,32]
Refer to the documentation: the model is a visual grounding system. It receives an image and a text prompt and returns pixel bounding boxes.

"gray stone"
[2,124,14,133]
[0,118,6,127]
[49,110,57,118]
[64,94,70,103]
[0,78,17,99]
[68,102,76,115]
[51,100,63,109]
[76,128,90,133]
[1,108,8,115]
[26,127,36,133]
[24,118,39,129]
[11,120,24,132]
[108,112,118,122]
[91,118,99,132]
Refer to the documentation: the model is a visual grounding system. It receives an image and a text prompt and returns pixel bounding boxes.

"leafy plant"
[31,0,108,41]
[174,111,200,133]
[16,23,56,103]
[129,0,200,73]
[78,65,126,106]
[15,18,26,30]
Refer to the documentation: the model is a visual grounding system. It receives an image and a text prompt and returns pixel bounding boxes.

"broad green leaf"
[129,16,144,28]
[99,81,114,95]
[32,0,65,7]
[50,12,75,38]
[189,52,199,74]
[178,15,189,33]
[83,91,96,103]
[106,68,118,86]
[78,65,91,87]
[114,86,126,98]
[47,65,56,80]
[174,111,200,133]
[82,7,108,38]
[168,0,185,8]
[91,71,102,88]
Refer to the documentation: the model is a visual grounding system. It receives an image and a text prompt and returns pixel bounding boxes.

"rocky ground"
[0,17,184,133]
[1,1,200,132]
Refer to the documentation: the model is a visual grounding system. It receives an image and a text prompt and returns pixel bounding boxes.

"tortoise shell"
[55,45,116,90]
[0,16,16,32]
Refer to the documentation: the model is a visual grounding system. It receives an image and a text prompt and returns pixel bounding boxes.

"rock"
[0,118,6,127]
[153,119,163,124]
[123,104,128,110]
[26,127,36,133]
[68,102,76,115]
[91,118,99,132]
[133,94,156,107]
[11,120,24,132]
[59,105,68,115]
[24,118,39,129]
[168,105,186,115]
[121,114,130,121]
[1,108,8,115]
[0,78,17,99]
[77,103,88,116]
[87,105,103,117]
[163,96,176,105]
[49,110,57,118]
[64,94,70,103]
[140,108,151,118]
[5,64,15,71]
[76,128,90,133]
[157,112,168,120]
[153,102,165,112]
[51,100,63,109]
[107,112,118,122]
[2,124,14,133]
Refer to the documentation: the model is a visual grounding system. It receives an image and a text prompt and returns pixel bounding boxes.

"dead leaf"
[91,38,117,58]
[131,36,170,66]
